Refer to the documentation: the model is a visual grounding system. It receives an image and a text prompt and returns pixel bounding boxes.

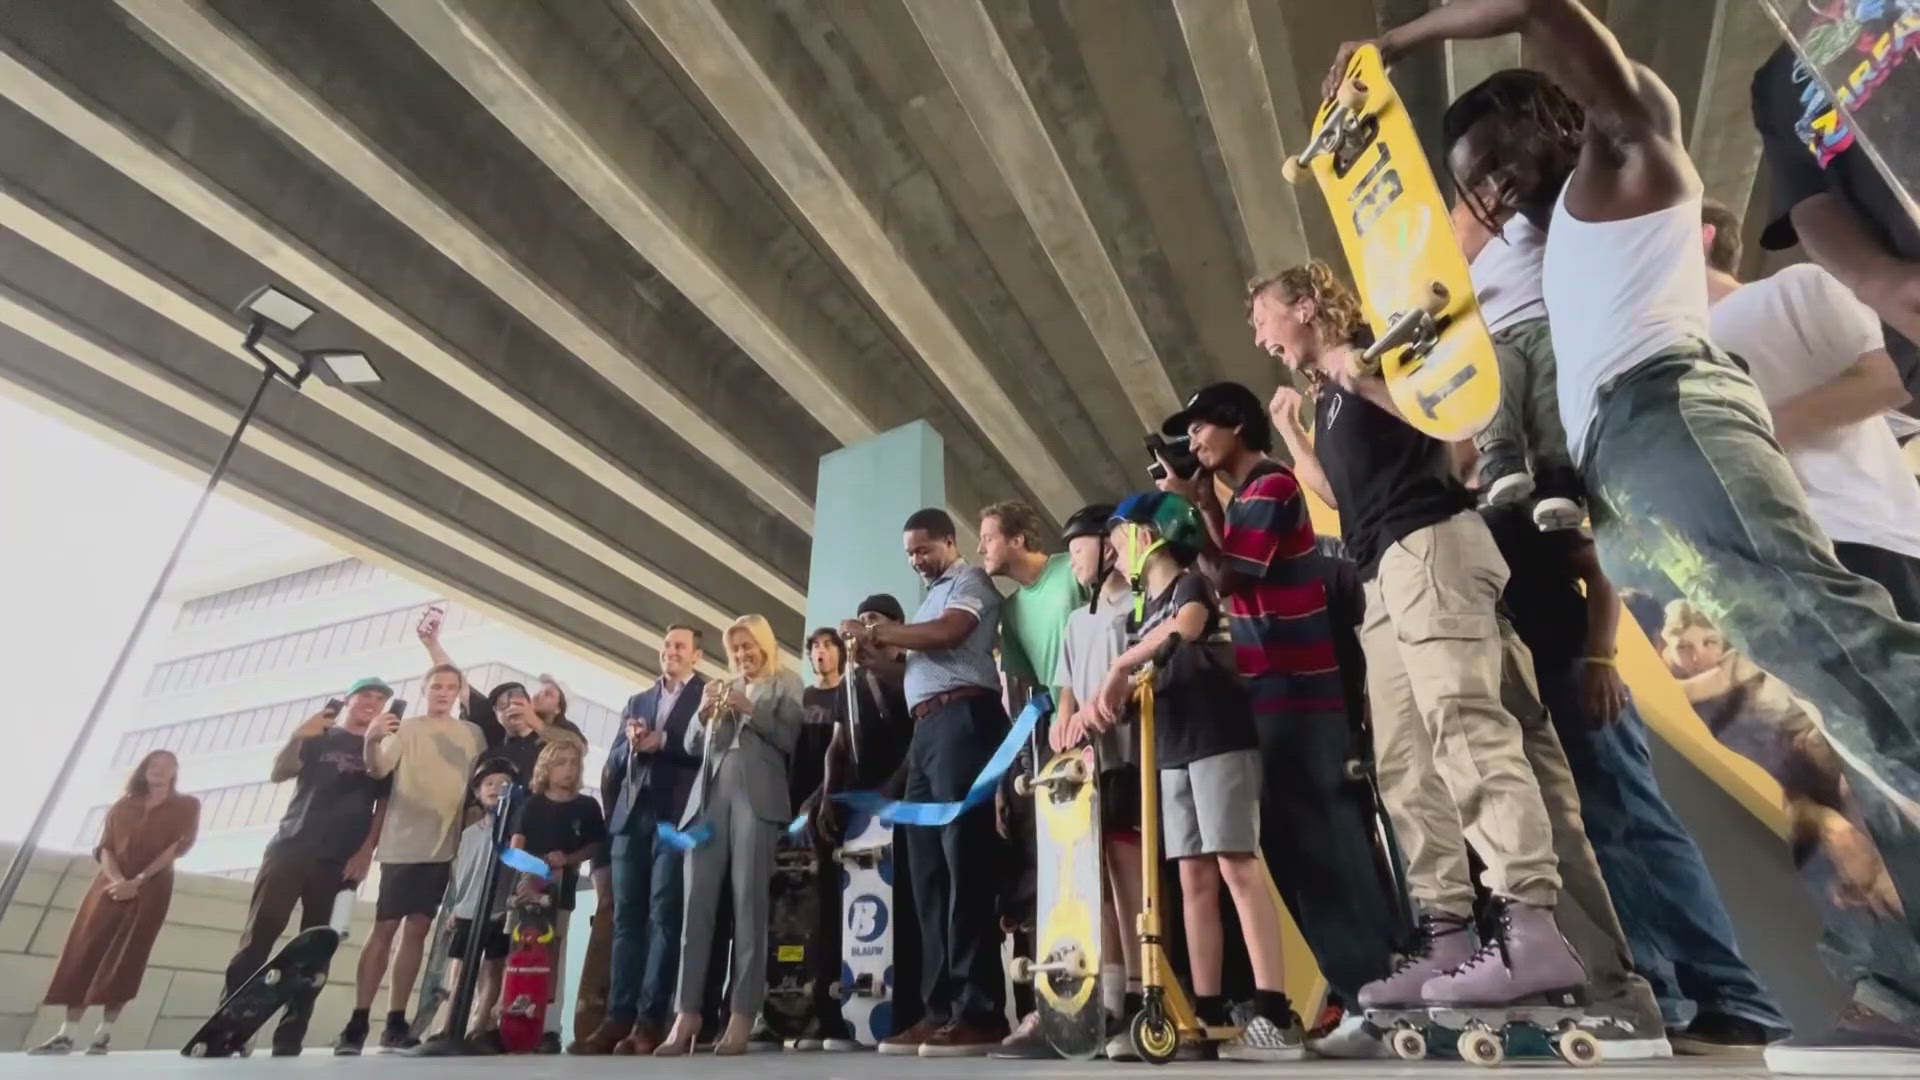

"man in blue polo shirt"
[841,508,1009,1057]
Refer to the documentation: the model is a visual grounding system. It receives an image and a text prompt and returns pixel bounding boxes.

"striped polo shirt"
[1219,459,1347,718]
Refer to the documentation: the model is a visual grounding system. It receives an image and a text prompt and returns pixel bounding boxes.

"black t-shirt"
[794,685,844,813]
[497,721,587,789]
[1480,504,1589,668]
[1129,570,1257,769]
[1314,387,1474,579]
[272,727,390,862]
[847,667,912,792]
[512,791,606,909]
[1751,42,1920,396]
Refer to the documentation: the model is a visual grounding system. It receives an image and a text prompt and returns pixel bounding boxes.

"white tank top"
[1543,186,1711,463]
[1469,214,1547,334]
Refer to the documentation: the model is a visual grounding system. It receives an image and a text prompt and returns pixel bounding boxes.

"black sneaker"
[333,1019,368,1057]
[378,1021,417,1052]
[538,1031,562,1054]
[270,1044,302,1058]
[405,1034,468,1057]
[1670,1011,1781,1056]
[1764,1002,1920,1076]
[467,1029,505,1056]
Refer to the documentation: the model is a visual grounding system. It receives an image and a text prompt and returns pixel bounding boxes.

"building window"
[174,557,391,630]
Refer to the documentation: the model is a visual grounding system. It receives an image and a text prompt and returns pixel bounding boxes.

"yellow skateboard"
[1012,749,1103,1058]
[1285,44,1499,442]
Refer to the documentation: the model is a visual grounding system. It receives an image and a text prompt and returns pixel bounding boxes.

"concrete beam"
[1441,0,1522,102]
[1171,0,1312,277]
[899,0,1181,429]
[114,0,813,533]
[0,38,807,615]
[0,180,770,658]
[613,0,1084,519]
[1689,0,1775,221]
[0,278,728,675]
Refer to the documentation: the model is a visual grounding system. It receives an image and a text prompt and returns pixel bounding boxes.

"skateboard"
[763,846,820,1041]
[833,810,895,1046]
[1285,43,1500,442]
[182,923,341,1057]
[498,892,556,1053]
[1011,748,1103,1059]
[571,905,613,1043]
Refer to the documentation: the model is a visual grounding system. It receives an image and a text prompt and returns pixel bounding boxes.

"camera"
[1145,434,1201,482]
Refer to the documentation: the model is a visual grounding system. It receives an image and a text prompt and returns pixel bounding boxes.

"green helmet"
[1109,491,1204,563]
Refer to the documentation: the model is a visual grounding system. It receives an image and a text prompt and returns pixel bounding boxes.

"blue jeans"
[1537,657,1789,1033]
[608,813,683,1025]
[1587,343,1920,1023]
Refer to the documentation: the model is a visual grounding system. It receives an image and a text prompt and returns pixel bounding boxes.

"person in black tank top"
[1247,262,1587,1018]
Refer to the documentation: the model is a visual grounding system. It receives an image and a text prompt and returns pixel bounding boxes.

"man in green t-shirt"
[978,499,1085,1058]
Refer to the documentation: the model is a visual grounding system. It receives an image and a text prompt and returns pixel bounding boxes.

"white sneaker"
[1575,1015,1672,1060]
[820,1037,862,1052]
[1486,472,1535,507]
[29,1034,73,1056]
[1533,496,1584,530]
[1218,1015,1305,1062]
[1307,1012,1386,1059]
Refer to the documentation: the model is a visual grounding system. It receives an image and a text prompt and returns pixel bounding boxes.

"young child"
[412,758,518,1056]
[507,742,606,1054]
[1094,492,1303,1061]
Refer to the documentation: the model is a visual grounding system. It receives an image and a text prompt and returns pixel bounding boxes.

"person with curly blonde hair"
[507,739,606,1052]
[1248,261,1590,1029]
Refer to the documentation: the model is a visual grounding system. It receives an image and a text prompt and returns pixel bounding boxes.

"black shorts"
[447,915,510,961]
[1100,764,1142,838]
[375,861,452,921]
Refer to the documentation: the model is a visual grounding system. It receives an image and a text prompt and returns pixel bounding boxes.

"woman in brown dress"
[30,750,199,1055]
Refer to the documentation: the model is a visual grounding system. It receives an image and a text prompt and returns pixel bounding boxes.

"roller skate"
[1358,909,1476,1061]
[1421,899,1601,1067]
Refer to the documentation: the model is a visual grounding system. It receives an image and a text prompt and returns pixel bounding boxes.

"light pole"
[0,286,381,917]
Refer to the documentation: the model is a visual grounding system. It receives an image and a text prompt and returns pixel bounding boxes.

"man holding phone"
[223,677,395,1056]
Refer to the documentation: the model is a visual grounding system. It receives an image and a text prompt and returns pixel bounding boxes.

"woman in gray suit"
[656,614,802,1056]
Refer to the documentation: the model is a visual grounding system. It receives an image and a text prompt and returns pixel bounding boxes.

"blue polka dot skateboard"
[1012,748,1104,1059]
[832,810,896,1046]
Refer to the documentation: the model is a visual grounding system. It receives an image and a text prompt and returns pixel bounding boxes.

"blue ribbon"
[655,821,715,850]
[499,846,552,880]
[785,691,1050,832]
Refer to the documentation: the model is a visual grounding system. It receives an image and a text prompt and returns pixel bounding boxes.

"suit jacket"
[603,673,706,834]
[680,668,803,828]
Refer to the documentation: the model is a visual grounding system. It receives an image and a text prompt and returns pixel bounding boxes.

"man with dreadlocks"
[1341,1,1920,1072]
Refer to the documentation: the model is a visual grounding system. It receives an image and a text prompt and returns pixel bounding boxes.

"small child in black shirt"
[506,741,606,1050]
[1095,492,1303,1060]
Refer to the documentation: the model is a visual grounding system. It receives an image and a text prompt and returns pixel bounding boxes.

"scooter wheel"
[1389,1027,1427,1060]
[1557,1029,1602,1066]
[1460,1028,1504,1067]
[1130,1008,1179,1066]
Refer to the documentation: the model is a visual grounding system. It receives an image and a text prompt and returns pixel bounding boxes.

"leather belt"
[910,685,994,721]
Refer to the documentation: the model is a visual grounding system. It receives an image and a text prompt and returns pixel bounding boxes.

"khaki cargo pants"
[1359,510,1560,913]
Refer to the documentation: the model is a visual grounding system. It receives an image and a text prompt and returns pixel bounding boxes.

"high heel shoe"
[652,1020,698,1058]
[713,1016,753,1056]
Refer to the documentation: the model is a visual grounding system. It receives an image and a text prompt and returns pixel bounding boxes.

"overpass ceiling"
[0,0,1781,672]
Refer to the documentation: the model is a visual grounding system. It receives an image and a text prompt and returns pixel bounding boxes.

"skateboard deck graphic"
[1288,43,1500,441]
[183,926,339,1057]
[835,810,896,1046]
[499,893,555,1054]
[1018,749,1103,1059]
[764,846,820,1040]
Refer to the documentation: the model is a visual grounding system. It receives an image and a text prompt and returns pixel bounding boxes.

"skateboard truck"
[1008,949,1093,984]
[1282,77,1370,183]
[1361,282,1450,373]
[1012,755,1089,797]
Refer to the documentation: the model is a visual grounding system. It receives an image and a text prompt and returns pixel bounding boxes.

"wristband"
[1581,655,1617,668]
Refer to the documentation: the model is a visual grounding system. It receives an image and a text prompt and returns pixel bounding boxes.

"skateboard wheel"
[1342,758,1366,782]
[1280,156,1303,184]
[262,968,281,986]
[1130,1008,1179,1066]
[186,1042,208,1058]
[1013,773,1032,798]
[1009,956,1034,984]
[1389,1027,1427,1060]
[1338,78,1367,113]
[1558,1029,1602,1066]
[1062,757,1090,785]
[1423,281,1450,315]
[1064,950,1093,979]
[1460,1028,1504,1066]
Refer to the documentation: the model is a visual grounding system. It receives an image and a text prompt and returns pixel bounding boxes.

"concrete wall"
[0,843,383,1052]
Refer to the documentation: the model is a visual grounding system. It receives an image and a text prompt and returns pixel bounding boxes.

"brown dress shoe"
[568,1019,632,1056]
[878,1017,944,1056]
[919,1017,1013,1057]
[615,1021,663,1056]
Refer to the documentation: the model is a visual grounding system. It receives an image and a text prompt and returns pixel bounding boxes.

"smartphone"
[417,603,445,637]
[389,699,408,719]
[323,698,345,719]
[1144,433,1201,481]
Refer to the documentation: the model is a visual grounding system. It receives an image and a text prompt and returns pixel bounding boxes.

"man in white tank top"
[1702,202,1920,621]
[1342,1,1920,1073]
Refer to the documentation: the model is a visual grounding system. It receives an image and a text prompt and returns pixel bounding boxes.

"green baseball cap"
[345,676,394,699]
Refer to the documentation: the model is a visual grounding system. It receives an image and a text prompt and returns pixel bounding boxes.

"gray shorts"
[1160,749,1261,858]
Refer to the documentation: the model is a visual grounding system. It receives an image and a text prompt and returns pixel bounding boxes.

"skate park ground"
[1,1051,1786,1078]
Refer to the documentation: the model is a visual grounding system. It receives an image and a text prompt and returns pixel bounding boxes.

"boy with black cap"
[411,756,519,1056]
[1154,381,1400,1043]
